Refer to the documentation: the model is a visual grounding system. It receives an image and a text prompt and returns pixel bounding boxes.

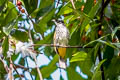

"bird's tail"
[59,57,67,69]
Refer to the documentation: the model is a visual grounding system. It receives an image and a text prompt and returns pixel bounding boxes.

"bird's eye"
[59,21,64,23]
[56,19,64,24]
[61,21,64,23]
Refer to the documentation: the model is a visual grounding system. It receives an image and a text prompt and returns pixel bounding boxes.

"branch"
[33,56,43,80]
[8,58,14,80]
[31,44,93,48]
[98,0,111,80]
[70,0,76,9]
[25,12,43,80]
[10,58,22,79]
[100,0,111,21]
[25,57,34,80]
[56,0,60,8]
[15,64,29,70]
[0,58,9,73]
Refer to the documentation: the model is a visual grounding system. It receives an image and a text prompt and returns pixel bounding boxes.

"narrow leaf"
[96,39,116,49]
[10,29,29,42]
[3,1,17,26]
[3,19,17,36]
[111,26,120,38]
[40,54,59,78]
[80,0,102,36]
[67,67,86,80]
[2,37,9,57]
[70,51,87,62]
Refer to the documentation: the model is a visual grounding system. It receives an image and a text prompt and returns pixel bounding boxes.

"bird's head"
[52,19,64,25]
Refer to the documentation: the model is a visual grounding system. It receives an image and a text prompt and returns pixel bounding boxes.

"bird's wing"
[54,31,66,59]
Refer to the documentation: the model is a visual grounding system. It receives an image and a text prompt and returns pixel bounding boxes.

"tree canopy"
[0,0,120,80]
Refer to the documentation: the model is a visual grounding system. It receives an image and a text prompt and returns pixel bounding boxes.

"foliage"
[0,0,120,80]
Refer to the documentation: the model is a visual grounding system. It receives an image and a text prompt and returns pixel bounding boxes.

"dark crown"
[56,19,64,24]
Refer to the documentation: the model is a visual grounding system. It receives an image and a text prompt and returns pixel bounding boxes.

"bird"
[52,19,70,69]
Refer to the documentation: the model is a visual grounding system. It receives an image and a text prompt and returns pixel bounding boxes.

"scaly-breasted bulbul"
[52,19,70,69]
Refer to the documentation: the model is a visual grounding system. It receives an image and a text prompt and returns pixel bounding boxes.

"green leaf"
[70,51,87,62]
[22,0,38,14]
[105,57,120,79]
[103,46,114,68]
[40,54,59,78]
[75,1,84,10]
[35,30,54,45]
[39,0,53,9]
[96,39,116,49]
[96,59,106,71]
[3,19,17,36]
[69,28,80,45]
[14,74,20,79]
[10,29,29,42]
[63,7,73,14]
[0,0,6,13]
[111,26,120,38]
[60,75,64,80]
[0,14,5,28]
[19,57,25,66]
[92,71,101,80]
[2,36,9,57]
[92,59,106,80]
[58,2,73,15]
[80,0,102,36]
[93,43,100,62]
[79,49,93,78]
[0,0,6,6]
[84,0,94,14]
[33,23,45,36]
[0,60,7,79]
[83,39,97,48]
[112,43,120,48]
[0,31,5,38]
[31,0,54,18]
[64,15,74,23]
[83,34,116,49]
[11,53,19,61]
[2,1,17,26]
[31,5,54,18]
[39,9,55,24]
[34,9,55,36]
[67,67,86,80]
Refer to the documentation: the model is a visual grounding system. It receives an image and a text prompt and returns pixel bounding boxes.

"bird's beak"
[52,19,57,25]
[52,19,56,22]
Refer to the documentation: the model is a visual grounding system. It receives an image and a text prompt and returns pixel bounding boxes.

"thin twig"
[10,57,22,80]
[0,58,9,73]
[9,58,14,80]
[25,13,35,25]
[25,12,41,80]
[34,56,43,80]
[25,57,34,80]
[56,0,60,8]
[15,64,29,70]
[28,22,33,42]
[70,0,76,9]
[31,44,93,48]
